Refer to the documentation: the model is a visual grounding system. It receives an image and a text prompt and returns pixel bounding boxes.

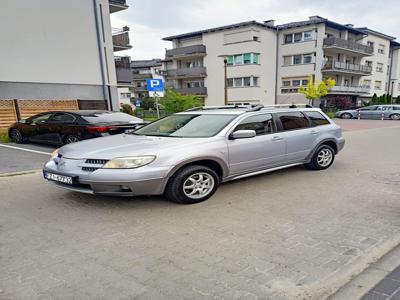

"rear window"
[81,112,141,124]
[304,111,330,126]
[278,112,310,131]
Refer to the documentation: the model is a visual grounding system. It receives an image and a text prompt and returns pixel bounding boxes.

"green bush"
[0,129,10,143]
[325,111,336,119]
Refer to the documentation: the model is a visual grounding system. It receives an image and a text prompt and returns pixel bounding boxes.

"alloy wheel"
[183,172,215,199]
[342,113,352,119]
[10,129,22,143]
[65,136,79,144]
[317,148,333,167]
[390,114,400,120]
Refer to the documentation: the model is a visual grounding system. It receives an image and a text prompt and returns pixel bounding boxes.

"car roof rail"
[262,103,314,109]
[246,105,264,112]
[184,105,256,111]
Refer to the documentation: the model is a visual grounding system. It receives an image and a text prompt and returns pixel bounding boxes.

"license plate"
[44,172,74,185]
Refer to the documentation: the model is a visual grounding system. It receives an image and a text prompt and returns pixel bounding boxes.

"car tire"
[165,165,220,204]
[341,113,352,119]
[390,113,400,120]
[304,144,335,171]
[9,129,24,143]
[63,134,80,144]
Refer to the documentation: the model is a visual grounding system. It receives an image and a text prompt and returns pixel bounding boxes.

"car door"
[24,113,53,142]
[358,106,379,119]
[275,111,317,163]
[47,112,77,144]
[227,113,286,175]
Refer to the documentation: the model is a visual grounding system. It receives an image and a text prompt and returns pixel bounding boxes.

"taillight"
[86,126,113,133]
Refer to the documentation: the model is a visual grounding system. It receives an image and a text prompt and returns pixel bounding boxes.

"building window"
[292,80,301,86]
[302,79,308,85]
[280,77,308,93]
[228,76,259,88]
[378,44,385,54]
[375,81,382,90]
[303,53,313,64]
[365,60,373,67]
[376,63,384,72]
[367,41,374,47]
[284,31,314,44]
[284,54,314,66]
[283,81,291,87]
[294,32,302,42]
[293,55,302,65]
[363,80,371,88]
[303,31,313,41]
[253,36,259,42]
[226,53,260,66]
[284,34,293,44]
[120,93,131,99]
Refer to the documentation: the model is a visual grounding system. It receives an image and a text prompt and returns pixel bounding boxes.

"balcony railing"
[329,85,370,94]
[109,0,128,13]
[113,27,132,51]
[166,67,207,78]
[323,37,374,55]
[322,61,372,75]
[166,45,206,59]
[132,73,152,80]
[174,87,207,95]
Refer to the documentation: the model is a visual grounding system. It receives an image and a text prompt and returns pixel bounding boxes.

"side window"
[278,112,310,131]
[234,114,274,136]
[30,113,53,125]
[51,113,75,123]
[304,111,330,126]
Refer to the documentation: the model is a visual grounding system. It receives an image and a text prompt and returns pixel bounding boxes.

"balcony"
[323,37,374,56]
[132,73,152,80]
[134,86,148,92]
[328,85,370,94]
[109,0,129,13]
[114,56,131,85]
[166,45,206,59]
[322,61,372,75]
[166,67,207,78]
[174,87,207,96]
[113,27,132,52]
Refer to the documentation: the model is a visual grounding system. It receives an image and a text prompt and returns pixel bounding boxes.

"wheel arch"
[305,139,338,162]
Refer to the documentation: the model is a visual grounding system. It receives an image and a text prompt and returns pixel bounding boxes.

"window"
[234,114,274,135]
[51,113,76,123]
[227,78,234,87]
[283,81,291,87]
[303,31,313,41]
[228,76,259,88]
[253,77,259,86]
[378,44,385,54]
[120,92,131,99]
[365,60,373,67]
[375,81,382,90]
[234,55,243,65]
[29,113,53,125]
[304,111,330,126]
[234,78,243,87]
[253,36,259,42]
[303,53,313,64]
[281,88,298,94]
[283,56,292,66]
[294,32,302,42]
[278,112,310,131]
[284,34,293,44]
[227,56,234,65]
[367,41,374,47]
[301,79,308,86]
[376,63,384,72]
[253,53,259,64]
[243,77,251,86]
[293,55,302,65]
[244,53,251,64]
[292,80,301,86]
[363,80,371,87]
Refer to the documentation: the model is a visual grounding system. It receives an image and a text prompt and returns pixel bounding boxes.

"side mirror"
[230,130,256,139]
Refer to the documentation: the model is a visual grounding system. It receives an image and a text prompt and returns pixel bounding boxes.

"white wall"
[203,26,277,106]
[390,48,400,97]
[0,0,116,87]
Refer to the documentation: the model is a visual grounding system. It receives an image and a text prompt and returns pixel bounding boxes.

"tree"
[140,97,156,110]
[396,96,400,104]
[371,93,378,104]
[298,75,335,106]
[159,88,203,113]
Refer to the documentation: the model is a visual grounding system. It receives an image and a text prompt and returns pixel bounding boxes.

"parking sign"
[146,79,164,92]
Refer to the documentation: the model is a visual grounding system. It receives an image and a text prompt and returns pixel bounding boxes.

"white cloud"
[111,0,400,60]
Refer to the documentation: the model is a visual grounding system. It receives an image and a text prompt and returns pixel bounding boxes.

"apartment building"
[0,0,131,115]
[131,59,163,101]
[163,16,400,106]
[389,41,400,98]
[162,21,278,106]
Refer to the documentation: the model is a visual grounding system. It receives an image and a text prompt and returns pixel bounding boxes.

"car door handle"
[272,136,283,141]
[310,130,319,135]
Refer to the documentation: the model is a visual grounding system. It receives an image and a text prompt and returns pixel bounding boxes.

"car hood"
[60,133,207,159]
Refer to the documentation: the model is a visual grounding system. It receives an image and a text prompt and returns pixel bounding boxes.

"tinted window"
[134,114,236,138]
[234,114,274,135]
[393,106,400,111]
[81,112,141,124]
[278,112,310,131]
[360,106,378,111]
[51,113,75,123]
[304,111,330,126]
[30,113,53,125]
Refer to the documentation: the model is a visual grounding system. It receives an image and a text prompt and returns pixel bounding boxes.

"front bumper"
[43,159,171,197]
[337,137,345,153]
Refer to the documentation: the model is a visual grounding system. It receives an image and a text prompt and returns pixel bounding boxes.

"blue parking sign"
[146,79,164,92]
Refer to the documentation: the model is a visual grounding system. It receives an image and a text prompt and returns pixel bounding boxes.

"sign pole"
[155,94,160,119]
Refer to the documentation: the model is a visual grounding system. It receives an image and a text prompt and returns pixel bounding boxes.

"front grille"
[81,159,109,172]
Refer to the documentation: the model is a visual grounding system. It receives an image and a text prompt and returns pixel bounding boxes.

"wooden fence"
[0,100,79,128]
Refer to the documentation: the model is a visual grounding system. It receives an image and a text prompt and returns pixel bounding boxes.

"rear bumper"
[337,137,345,153]
[43,160,170,197]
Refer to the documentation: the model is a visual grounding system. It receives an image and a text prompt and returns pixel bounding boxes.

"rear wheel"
[304,145,335,170]
[341,113,352,119]
[9,129,24,143]
[165,165,219,204]
[63,134,80,144]
[390,113,400,120]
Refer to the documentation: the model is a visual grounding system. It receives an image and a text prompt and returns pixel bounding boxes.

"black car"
[8,110,145,145]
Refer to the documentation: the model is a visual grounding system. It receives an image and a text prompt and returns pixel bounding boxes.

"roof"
[163,20,275,41]
[131,59,162,68]
[391,40,400,48]
[277,16,366,35]
[355,27,396,40]
[177,106,320,115]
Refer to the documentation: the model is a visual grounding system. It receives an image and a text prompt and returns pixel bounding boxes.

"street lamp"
[390,80,395,105]
[218,55,229,105]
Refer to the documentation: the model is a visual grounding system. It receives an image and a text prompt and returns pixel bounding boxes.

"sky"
[111,0,400,60]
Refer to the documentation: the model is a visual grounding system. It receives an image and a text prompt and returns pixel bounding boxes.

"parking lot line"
[0,144,51,156]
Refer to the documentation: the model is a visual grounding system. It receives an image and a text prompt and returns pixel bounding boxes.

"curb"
[0,169,42,177]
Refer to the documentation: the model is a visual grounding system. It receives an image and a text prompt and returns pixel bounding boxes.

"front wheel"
[165,165,219,204]
[341,113,352,119]
[304,145,335,170]
[63,134,80,144]
[9,129,24,143]
[390,114,400,120]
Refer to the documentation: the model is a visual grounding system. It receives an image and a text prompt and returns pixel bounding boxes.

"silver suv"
[43,105,345,204]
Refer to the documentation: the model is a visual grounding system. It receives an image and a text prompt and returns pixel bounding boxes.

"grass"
[325,111,336,119]
[0,128,10,143]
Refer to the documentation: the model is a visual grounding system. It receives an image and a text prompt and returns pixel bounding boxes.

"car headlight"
[102,156,156,169]
[50,149,59,160]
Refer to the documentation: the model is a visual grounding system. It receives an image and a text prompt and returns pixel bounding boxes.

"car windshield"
[134,114,236,138]
[81,112,141,124]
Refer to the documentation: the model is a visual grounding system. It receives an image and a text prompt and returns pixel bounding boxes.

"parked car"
[335,105,400,120]
[43,105,345,204]
[9,110,145,145]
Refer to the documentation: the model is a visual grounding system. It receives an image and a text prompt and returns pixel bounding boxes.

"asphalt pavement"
[0,121,400,299]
